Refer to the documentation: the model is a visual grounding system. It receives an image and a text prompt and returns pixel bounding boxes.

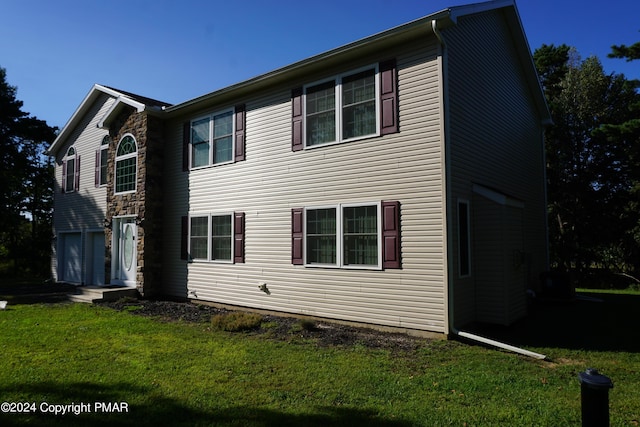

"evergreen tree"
[534,46,640,283]
[0,67,57,275]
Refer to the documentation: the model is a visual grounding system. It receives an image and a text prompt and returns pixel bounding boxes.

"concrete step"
[68,286,138,303]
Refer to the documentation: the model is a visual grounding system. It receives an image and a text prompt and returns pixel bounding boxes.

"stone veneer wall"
[104,107,164,297]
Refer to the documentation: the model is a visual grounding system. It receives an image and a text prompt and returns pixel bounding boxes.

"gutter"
[432,17,546,361]
[166,12,450,116]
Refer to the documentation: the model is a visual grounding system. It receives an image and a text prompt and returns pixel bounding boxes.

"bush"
[290,319,317,333]
[211,312,263,332]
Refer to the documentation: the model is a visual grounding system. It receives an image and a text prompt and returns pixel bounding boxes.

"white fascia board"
[97,95,146,130]
[46,84,132,155]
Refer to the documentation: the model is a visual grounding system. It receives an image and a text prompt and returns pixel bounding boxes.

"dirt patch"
[98,298,428,352]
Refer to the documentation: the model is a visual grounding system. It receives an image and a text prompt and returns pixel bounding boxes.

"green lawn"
[0,291,638,426]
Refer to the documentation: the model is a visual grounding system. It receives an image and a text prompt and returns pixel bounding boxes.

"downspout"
[432,19,546,360]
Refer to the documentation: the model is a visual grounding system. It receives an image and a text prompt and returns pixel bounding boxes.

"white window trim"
[98,135,109,187]
[114,133,137,195]
[457,199,471,278]
[303,64,380,149]
[190,108,235,170]
[64,146,77,193]
[304,202,382,270]
[188,212,234,263]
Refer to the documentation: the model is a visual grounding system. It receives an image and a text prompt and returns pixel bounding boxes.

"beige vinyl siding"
[162,39,447,333]
[445,10,547,326]
[51,93,114,281]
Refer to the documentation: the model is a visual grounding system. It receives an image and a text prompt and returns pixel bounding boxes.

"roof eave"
[47,84,143,155]
[165,10,455,116]
[46,84,117,155]
[447,0,550,123]
[97,95,147,130]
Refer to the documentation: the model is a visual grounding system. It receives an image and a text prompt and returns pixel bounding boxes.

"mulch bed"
[98,298,427,352]
[0,281,430,352]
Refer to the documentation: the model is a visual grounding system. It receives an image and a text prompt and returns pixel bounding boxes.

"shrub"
[211,312,263,332]
[290,319,317,333]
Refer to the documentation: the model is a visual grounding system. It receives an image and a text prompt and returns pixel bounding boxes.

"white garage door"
[61,233,82,283]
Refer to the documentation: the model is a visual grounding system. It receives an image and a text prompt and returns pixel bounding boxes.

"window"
[305,81,336,146]
[343,205,379,266]
[183,105,245,171]
[302,203,381,268]
[64,146,77,192]
[341,69,377,140]
[96,135,109,187]
[190,109,233,169]
[62,146,81,193]
[292,201,400,269]
[458,200,471,277]
[211,215,232,260]
[190,217,209,260]
[291,60,397,152]
[304,66,379,148]
[306,208,337,264]
[187,213,245,263]
[115,135,137,194]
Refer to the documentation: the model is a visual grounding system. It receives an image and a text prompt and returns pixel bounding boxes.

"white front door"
[112,219,137,287]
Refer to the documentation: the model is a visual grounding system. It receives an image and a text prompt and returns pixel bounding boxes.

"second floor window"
[191,110,234,169]
[63,146,77,192]
[291,59,397,152]
[96,135,109,186]
[115,135,137,194]
[305,66,378,147]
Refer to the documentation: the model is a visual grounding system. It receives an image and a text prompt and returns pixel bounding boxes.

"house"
[47,0,551,336]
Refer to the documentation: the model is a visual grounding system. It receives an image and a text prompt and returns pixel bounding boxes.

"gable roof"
[46,84,171,155]
[448,1,551,125]
[47,0,549,155]
[164,0,549,124]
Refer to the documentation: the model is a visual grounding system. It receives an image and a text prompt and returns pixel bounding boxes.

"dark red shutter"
[380,59,398,135]
[291,208,304,264]
[182,122,190,171]
[74,155,81,191]
[291,88,304,152]
[382,201,401,269]
[181,216,189,260]
[95,149,100,187]
[234,212,245,263]
[61,160,67,193]
[234,105,246,162]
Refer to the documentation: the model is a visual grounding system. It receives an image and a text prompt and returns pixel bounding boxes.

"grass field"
[0,287,638,426]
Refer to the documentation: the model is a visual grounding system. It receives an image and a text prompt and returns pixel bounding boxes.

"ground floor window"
[458,200,471,277]
[189,214,233,262]
[305,203,381,269]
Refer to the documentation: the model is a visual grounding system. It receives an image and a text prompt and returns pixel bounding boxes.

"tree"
[0,67,57,276]
[602,40,640,277]
[609,41,640,62]
[534,46,640,283]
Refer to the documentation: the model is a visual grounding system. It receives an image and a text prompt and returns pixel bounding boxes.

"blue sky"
[1,0,639,130]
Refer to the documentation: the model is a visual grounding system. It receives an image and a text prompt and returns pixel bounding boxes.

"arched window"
[115,135,137,194]
[63,146,78,192]
[96,135,110,186]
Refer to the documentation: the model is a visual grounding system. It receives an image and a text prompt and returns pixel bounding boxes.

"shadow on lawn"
[0,381,412,427]
[0,281,75,305]
[465,291,640,353]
